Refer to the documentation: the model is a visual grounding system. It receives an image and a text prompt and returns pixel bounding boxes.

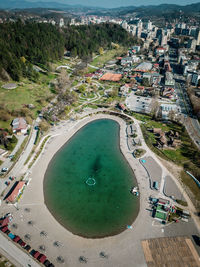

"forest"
[63,23,140,57]
[0,21,65,81]
[0,21,140,81]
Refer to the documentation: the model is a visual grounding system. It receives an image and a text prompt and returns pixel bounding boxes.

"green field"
[0,73,57,129]
[90,47,126,68]
[140,120,198,165]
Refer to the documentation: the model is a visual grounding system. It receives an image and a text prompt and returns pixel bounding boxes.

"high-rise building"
[59,18,64,27]
[147,20,152,31]
[196,30,200,45]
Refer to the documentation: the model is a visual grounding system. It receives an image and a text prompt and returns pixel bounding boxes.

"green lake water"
[44,119,139,238]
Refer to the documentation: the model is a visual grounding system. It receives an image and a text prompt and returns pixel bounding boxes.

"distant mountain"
[111,3,200,16]
[0,0,71,9]
[0,0,200,16]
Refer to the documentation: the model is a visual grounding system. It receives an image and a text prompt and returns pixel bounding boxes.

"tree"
[99,47,104,55]
[168,110,175,121]
[151,99,160,119]
[0,110,11,121]
[20,56,26,64]
[57,69,70,92]
[142,78,150,87]
[86,77,92,84]
[78,84,86,93]
[65,106,71,115]
[39,120,49,132]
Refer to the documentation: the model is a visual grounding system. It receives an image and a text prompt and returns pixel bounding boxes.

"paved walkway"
[0,112,199,267]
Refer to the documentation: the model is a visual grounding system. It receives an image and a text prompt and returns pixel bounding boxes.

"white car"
[1,167,8,172]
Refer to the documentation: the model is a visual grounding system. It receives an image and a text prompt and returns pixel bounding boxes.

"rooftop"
[6,181,25,202]
[100,73,122,82]
[142,236,200,267]
[134,62,153,72]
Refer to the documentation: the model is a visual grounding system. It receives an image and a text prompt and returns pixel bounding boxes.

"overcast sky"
[30,0,200,8]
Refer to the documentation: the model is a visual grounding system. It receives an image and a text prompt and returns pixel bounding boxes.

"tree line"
[0,21,140,81]
[63,23,141,58]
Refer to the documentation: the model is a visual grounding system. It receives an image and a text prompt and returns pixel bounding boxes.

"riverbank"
[1,113,200,267]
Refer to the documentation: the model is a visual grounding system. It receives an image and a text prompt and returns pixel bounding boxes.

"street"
[175,81,200,149]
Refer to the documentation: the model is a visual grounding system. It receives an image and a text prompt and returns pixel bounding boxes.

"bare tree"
[99,251,109,259]
[24,234,31,240]
[151,99,160,119]
[79,256,87,263]
[11,223,18,229]
[39,245,46,252]
[24,208,30,212]
[27,220,34,226]
[56,256,65,264]
[53,241,61,247]
[40,231,47,237]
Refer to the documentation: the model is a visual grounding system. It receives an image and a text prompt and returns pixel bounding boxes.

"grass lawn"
[72,80,79,87]
[0,74,55,129]
[180,171,200,202]
[50,58,73,70]
[162,149,187,163]
[91,47,126,67]
[140,120,197,165]
[128,112,152,122]
[85,66,97,73]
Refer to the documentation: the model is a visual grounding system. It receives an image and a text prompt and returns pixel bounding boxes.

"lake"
[44,119,139,238]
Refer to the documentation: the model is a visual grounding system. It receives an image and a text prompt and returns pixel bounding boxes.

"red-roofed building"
[100,73,122,82]
[6,181,25,203]
[118,103,126,111]
[138,86,145,90]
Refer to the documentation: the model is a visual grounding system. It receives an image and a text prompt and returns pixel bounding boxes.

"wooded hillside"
[0,21,140,81]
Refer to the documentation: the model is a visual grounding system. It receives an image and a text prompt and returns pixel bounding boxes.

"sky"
[30,0,200,8]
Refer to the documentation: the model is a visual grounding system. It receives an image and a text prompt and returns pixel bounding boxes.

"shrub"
[10,135,18,144]
[0,110,11,121]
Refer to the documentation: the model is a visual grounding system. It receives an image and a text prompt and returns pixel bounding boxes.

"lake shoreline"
[43,118,139,238]
[8,113,152,267]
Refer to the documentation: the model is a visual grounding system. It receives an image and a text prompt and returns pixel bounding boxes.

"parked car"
[1,167,8,172]
[24,245,31,252]
[30,249,36,256]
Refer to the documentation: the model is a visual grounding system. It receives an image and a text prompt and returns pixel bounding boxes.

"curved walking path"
[1,112,200,267]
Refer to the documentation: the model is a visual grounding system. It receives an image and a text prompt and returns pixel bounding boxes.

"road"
[0,233,40,267]
[0,135,26,172]
[175,82,200,149]
[9,120,39,178]
[0,118,40,194]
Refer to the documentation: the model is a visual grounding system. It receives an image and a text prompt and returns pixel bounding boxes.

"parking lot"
[125,92,153,113]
